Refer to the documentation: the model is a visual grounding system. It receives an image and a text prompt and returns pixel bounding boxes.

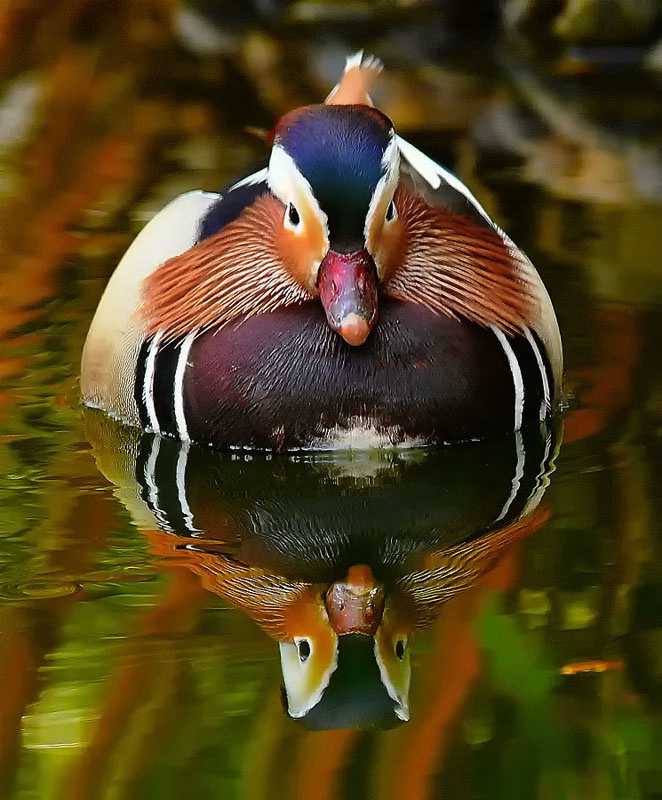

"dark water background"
[1,3,662,798]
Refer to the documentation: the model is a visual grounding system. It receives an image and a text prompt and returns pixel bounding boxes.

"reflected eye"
[385,199,397,222]
[286,202,302,230]
[395,639,406,661]
[296,638,311,663]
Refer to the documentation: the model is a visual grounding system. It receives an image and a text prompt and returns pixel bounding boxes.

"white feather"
[396,135,494,226]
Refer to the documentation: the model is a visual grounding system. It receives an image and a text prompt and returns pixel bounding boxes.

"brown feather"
[385,186,535,334]
[183,549,316,641]
[140,194,312,340]
[397,506,549,627]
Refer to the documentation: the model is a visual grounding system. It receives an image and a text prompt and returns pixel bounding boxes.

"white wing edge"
[396,134,563,388]
[396,135,494,227]
[80,190,220,424]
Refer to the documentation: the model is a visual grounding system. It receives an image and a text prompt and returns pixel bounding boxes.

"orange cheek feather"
[277,207,328,292]
[281,590,337,679]
[283,588,332,638]
[373,216,407,282]
[366,186,409,282]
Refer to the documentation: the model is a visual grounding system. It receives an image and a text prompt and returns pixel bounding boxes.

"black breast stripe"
[490,326,557,432]
[508,331,547,426]
[135,339,150,429]
[152,340,181,438]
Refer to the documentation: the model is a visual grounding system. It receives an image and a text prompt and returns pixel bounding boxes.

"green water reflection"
[1,3,662,799]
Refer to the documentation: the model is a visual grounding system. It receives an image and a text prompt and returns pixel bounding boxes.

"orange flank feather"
[142,184,534,342]
[397,505,550,626]
[140,194,312,340]
[325,53,383,107]
[177,547,319,642]
[385,186,535,334]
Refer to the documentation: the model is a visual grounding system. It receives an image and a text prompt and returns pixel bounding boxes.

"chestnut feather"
[385,186,535,334]
[140,194,312,341]
[183,549,316,641]
[141,185,534,343]
[397,506,549,627]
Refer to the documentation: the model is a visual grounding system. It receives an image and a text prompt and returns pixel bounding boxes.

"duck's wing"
[398,505,551,628]
[396,134,563,400]
[397,135,496,229]
[80,166,269,428]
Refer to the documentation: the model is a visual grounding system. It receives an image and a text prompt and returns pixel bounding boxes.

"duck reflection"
[86,413,558,729]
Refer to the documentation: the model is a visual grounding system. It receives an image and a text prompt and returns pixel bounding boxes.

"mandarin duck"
[86,413,557,726]
[80,52,562,451]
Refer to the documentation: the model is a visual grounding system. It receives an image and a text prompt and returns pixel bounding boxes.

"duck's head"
[268,104,402,346]
[279,564,410,726]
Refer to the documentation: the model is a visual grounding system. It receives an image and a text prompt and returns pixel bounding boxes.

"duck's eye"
[395,639,406,661]
[286,202,301,229]
[385,199,397,222]
[296,638,311,663]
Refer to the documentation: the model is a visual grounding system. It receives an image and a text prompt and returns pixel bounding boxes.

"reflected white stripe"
[174,331,196,442]
[523,428,555,516]
[492,326,524,431]
[144,435,171,531]
[143,331,163,434]
[526,328,551,419]
[495,429,525,523]
[176,441,199,533]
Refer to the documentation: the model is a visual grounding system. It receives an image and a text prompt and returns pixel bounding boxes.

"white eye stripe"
[365,132,400,245]
[363,131,400,252]
[268,145,329,234]
[381,130,399,172]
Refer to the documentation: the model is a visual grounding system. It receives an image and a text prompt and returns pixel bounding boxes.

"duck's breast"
[134,298,553,450]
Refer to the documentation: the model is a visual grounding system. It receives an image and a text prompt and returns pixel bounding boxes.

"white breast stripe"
[174,331,196,442]
[396,135,493,227]
[495,429,525,523]
[526,328,551,420]
[492,326,524,431]
[176,441,199,533]
[143,331,164,434]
